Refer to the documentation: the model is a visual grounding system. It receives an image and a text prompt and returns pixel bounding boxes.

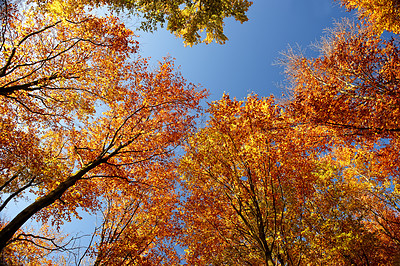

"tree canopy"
[338,0,400,34]
[178,0,400,264]
[2,0,400,265]
[37,0,253,46]
[0,1,206,264]
[179,93,399,265]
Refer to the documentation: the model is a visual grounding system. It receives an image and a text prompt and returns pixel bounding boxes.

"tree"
[0,1,206,263]
[280,17,400,264]
[338,0,400,34]
[179,94,399,265]
[281,19,400,138]
[179,94,325,265]
[37,0,253,46]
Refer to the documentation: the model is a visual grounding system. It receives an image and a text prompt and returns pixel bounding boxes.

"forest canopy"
[1,0,400,265]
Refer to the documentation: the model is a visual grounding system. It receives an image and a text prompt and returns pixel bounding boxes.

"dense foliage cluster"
[0,0,399,265]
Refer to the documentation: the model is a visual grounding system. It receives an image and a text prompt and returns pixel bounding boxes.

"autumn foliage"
[338,0,400,34]
[179,95,319,265]
[282,19,400,137]
[0,0,206,264]
[2,0,400,265]
[36,0,253,46]
[178,2,400,265]
[179,95,399,265]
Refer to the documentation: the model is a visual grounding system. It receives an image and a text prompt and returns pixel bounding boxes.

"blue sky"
[136,0,352,103]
